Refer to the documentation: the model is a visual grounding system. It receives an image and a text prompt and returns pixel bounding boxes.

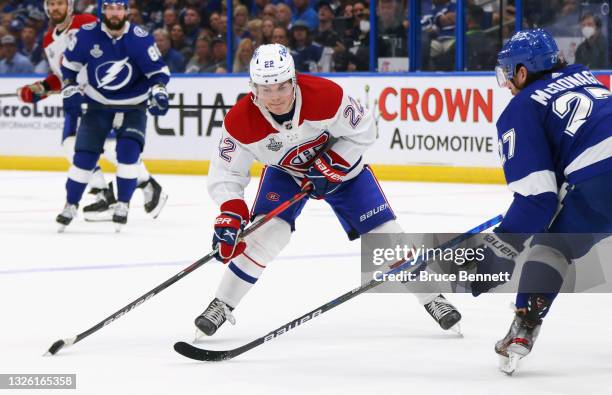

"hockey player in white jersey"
[195,44,462,336]
[16,0,167,223]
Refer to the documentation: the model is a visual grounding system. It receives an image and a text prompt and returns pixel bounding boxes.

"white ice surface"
[0,171,610,395]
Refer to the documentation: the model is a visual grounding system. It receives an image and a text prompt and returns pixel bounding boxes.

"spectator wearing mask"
[575,12,607,69]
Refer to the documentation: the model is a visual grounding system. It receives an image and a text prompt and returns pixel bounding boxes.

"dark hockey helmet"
[496,29,559,88]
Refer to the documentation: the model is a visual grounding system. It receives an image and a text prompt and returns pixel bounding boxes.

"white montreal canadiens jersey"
[43,14,97,85]
[208,74,378,205]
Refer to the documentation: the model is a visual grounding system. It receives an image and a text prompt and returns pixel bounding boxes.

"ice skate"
[194,298,236,340]
[138,177,168,219]
[112,202,129,232]
[424,294,462,334]
[56,203,78,232]
[496,296,549,375]
[83,182,117,222]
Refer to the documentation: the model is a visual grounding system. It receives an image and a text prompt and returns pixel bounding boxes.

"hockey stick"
[81,103,234,111]
[44,186,311,356]
[0,93,17,98]
[174,214,503,361]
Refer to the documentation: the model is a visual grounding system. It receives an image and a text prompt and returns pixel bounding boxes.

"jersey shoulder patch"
[224,95,278,144]
[73,14,98,30]
[133,25,149,37]
[297,73,343,123]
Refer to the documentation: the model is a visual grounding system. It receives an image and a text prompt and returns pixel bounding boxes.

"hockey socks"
[115,138,141,203]
[66,151,99,204]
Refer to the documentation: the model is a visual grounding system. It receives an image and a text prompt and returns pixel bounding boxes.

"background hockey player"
[56,0,170,231]
[466,29,612,374]
[195,43,462,337]
[16,0,168,223]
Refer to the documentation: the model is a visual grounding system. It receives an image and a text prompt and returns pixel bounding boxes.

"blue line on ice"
[0,252,360,275]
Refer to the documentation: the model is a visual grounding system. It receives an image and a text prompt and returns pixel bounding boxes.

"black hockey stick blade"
[174,341,234,362]
[44,340,66,356]
[172,214,503,362]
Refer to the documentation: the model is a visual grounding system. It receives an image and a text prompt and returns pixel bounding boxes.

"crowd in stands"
[0,0,610,74]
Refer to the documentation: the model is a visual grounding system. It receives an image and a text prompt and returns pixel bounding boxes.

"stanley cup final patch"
[266,137,283,151]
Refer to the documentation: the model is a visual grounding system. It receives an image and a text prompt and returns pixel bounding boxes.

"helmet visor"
[254,80,294,99]
[495,65,512,88]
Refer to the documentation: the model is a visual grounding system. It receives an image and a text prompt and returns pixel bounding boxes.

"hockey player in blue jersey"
[467,29,612,374]
[56,0,170,231]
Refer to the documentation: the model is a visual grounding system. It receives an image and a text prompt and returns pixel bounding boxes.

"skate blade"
[149,192,168,219]
[57,224,67,233]
[114,223,123,233]
[193,328,205,343]
[449,323,463,337]
[499,352,521,375]
[83,211,114,222]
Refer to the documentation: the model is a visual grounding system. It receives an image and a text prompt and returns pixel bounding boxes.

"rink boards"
[1,73,610,183]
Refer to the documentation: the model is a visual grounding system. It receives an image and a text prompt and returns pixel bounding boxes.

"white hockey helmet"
[249,44,296,94]
[44,0,75,19]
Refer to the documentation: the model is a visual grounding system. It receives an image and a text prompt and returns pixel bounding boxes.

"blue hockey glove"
[303,150,351,199]
[464,233,526,296]
[148,84,169,116]
[61,83,83,119]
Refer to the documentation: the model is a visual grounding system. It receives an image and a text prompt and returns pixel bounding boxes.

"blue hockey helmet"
[495,28,559,88]
[99,0,128,19]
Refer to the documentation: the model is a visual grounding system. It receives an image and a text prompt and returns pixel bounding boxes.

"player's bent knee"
[244,216,291,263]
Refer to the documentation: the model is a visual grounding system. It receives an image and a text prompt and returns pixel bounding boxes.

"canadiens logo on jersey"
[95,58,133,90]
[279,132,330,172]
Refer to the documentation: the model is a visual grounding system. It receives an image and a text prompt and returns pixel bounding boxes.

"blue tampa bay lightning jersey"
[61,21,170,105]
[496,64,612,233]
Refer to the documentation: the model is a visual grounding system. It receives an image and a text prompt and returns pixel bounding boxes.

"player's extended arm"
[17,73,62,103]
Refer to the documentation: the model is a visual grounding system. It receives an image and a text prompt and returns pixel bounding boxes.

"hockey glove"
[148,84,169,116]
[464,232,526,296]
[303,150,351,199]
[61,82,83,119]
[212,199,249,263]
[17,81,49,103]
